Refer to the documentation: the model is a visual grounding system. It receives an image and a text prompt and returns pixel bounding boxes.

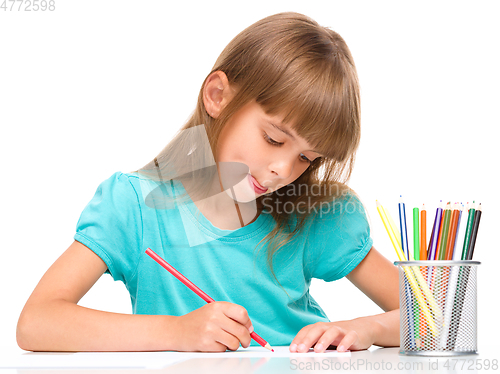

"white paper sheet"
[176,345,350,358]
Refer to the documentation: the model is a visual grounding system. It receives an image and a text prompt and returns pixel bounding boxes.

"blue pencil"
[399,196,410,260]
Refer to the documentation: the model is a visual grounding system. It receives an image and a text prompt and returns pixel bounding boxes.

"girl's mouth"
[248,174,268,194]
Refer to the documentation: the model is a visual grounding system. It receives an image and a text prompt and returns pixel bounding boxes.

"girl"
[17,12,400,353]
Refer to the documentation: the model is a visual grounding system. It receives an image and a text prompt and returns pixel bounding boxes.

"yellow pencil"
[377,202,405,261]
[382,203,443,321]
[376,200,442,335]
[385,206,402,250]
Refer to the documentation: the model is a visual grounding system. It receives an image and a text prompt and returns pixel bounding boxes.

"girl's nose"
[269,157,294,180]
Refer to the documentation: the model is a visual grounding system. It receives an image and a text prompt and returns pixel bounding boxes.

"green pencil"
[413,207,420,260]
[437,203,452,260]
[461,202,476,260]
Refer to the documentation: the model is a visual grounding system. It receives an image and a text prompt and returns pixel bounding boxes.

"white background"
[1,0,498,356]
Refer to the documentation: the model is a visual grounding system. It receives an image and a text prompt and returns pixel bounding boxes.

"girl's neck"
[181,172,261,230]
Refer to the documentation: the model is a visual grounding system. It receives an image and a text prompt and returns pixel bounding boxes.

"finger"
[291,323,330,353]
[214,329,243,352]
[220,302,253,333]
[289,324,315,352]
[205,340,231,353]
[336,330,358,352]
[313,325,345,353]
[218,314,252,350]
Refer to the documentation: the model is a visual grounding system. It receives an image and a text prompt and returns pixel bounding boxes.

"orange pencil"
[445,203,460,260]
[420,204,427,260]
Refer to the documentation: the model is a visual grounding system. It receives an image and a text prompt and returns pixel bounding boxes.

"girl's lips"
[248,174,268,193]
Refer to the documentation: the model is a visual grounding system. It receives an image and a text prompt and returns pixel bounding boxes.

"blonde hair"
[141,12,362,294]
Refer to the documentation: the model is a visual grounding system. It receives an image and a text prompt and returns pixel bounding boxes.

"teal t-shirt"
[74,172,373,347]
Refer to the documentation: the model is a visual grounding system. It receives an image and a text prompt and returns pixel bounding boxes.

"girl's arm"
[16,240,179,351]
[289,246,400,353]
[17,241,253,352]
[345,245,399,311]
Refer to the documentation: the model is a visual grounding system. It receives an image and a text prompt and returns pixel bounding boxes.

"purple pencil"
[427,222,435,260]
[427,201,443,260]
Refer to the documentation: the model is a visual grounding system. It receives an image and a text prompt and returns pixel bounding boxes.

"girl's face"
[216,101,322,203]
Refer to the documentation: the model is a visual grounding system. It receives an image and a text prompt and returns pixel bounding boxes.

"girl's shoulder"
[93,171,143,202]
[99,171,176,195]
[304,191,367,226]
[301,191,373,282]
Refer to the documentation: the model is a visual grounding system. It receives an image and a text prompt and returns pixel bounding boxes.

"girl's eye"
[264,133,312,163]
[263,133,283,146]
[299,153,312,163]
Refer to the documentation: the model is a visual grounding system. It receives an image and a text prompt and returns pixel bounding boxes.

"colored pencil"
[378,196,483,352]
[376,201,442,333]
[434,203,447,260]
[437,203,452,260]
[377,201,405,261]
[376,201,416,344]
[466,203,482,260]
[428,202,443,260]
[420,205,427,260]
[413,207,420,260]
[461,203,476,260]
[427,223,434,260]
[444,203,459,260]
[145,248,274,352]
[388,210,402,249]
[399,196,410,261]
[451,205,463,260]
[385,212,441,335]
[412,204,421,345]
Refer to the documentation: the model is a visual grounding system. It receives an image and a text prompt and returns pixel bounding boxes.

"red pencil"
[145,248,274,352]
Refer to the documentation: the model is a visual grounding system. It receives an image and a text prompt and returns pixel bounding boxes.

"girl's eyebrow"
[269,122,324,157]
[270,122,295,141]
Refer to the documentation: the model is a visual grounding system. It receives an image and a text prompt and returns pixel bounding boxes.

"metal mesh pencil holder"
[395,261,480,356]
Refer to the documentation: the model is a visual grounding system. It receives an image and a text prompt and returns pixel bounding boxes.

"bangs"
[212,12,361,166]
[256,54,360,163]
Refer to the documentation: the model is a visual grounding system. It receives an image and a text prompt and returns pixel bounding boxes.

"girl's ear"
[202,71,234,118]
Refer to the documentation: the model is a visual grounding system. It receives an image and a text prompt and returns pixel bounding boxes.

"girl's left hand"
[289,319,375,353]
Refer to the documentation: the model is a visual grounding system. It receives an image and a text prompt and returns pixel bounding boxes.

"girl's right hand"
[174,301,254,352]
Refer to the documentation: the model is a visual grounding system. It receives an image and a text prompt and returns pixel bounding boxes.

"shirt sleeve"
[305,193,373,282]
[74,172,143,284]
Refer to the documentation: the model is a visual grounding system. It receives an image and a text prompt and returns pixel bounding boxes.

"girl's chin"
[224,188,257,203]
[220,174,262,203]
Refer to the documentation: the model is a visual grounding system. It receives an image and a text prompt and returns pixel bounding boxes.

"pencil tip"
[264,343,274,352]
